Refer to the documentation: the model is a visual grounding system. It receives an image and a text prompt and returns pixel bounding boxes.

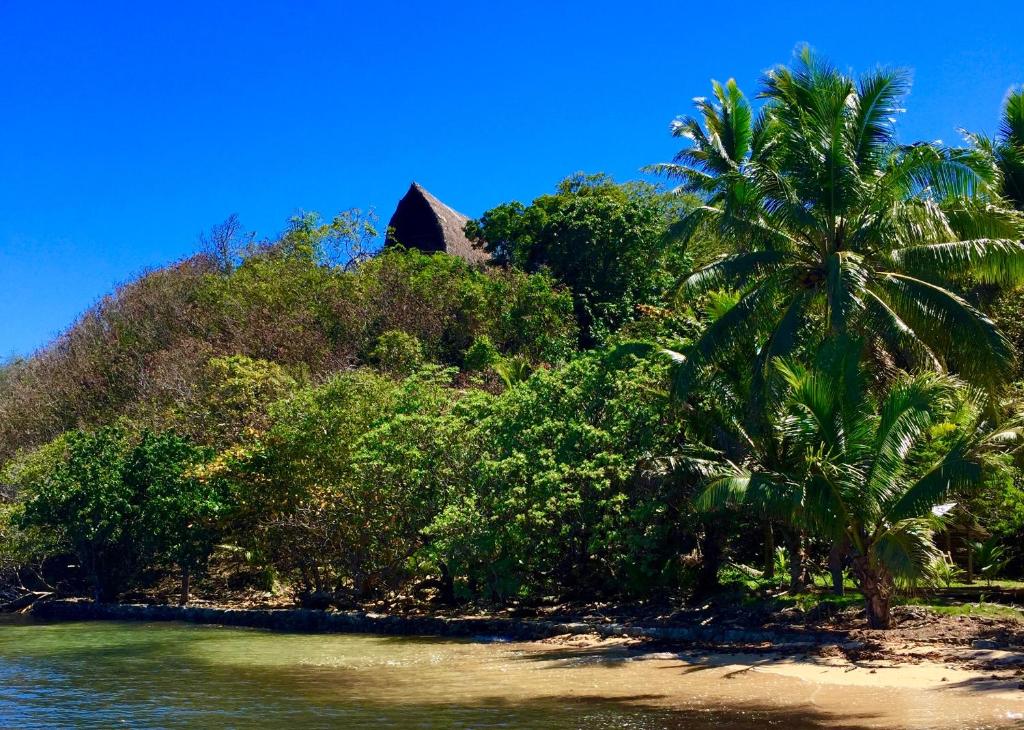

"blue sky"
[2,1,1022,357]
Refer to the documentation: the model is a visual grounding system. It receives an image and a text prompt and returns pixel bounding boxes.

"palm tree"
[653,49,1024,394]
[696,338,1012,628]
[966,87,1024,211]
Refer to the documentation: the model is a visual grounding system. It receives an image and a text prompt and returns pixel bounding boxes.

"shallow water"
[0,614,1020,729]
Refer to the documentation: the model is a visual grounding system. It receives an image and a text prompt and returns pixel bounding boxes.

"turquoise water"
[0,614,1019,729]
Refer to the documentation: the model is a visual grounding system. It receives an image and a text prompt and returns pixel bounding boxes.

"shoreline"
[28,599,1024,674]
[13,600,1024,712]
[30,598,850,651]
[18,600,1024,704]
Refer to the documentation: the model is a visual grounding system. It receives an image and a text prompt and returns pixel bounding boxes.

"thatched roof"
[384,183,489,265]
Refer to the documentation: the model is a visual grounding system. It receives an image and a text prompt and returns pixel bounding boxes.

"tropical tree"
[466,173,688,345]
[966,87,1024,210]
[124,431,228,605]
[17,427,140,602]
[653,49,1024,394]
[697,339,1008,628]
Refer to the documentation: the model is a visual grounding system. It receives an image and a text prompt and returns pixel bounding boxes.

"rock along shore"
[31,599,853,653]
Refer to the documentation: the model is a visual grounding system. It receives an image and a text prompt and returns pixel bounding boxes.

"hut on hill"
[384,183,489,265]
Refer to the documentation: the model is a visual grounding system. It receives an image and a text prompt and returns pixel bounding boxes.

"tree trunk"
[439,562,456,605]
[786,530,808,594]
[965,536,975,584]
[90,549,103,603]
[851,555,894,629]
[694,521,723,598]
[829,538,847,597]
[179,566,191,606]
[762,522,775,581]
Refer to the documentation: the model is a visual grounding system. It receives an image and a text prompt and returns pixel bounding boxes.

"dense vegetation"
[3,50,1024,629]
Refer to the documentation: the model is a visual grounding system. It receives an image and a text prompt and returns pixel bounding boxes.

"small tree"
[19,427,139,602]
[466,173,687,345]
[188,355,297,446]
[369,330,425,377]
[698,340,1003,628]
[463,335,501,372]
[124,432,227,605]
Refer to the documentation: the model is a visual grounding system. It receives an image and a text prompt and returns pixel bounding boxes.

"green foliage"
[350,248,578,366]
[695,338,994,626]
[278,208,379,268]
[467,173,690,344]
[492,355,533,389]
[656,48,1024,393]
[369,330,425,377]
[463,335,501,372]
[185,355,299,446]
[227,367,466,598]
[424,351,681,599]
[927,555,965,589]
[12,426,230,602]
[0,437,73,576]
[0,237,577,465]
[966,87,1024,210]
[971,536,1013,586]
[18,426,136,601]
[124,431,228,599]
[347,379,486,598]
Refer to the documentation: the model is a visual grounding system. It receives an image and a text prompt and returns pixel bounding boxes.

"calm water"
[0,614,1020,729]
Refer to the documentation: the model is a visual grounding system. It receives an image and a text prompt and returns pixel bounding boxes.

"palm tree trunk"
[829,538,847,596]
[965,536,975,583]
[850,555,893,629]
[695,521,723,598]
[786,530,808,593]
[763,522,775,581]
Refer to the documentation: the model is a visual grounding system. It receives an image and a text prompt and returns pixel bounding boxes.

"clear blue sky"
[2,1,1022,357]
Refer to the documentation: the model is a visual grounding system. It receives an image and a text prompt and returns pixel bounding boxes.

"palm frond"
[675,251,787,300]
[874,272,1016,385]
[849,68,909,171]
[892,238,1024,286]
[670,275,787,400]
[695,470,800,521]
[884,144,998,202]
[883,437,982,523]
[862,288,942,371]
[1000,88,1024,147]
[864,376,941,510]
[775,359,842,452]
[941,200,1024,240]
[709,78,753,164]
[871,518,941,580]
[665,205,722,246]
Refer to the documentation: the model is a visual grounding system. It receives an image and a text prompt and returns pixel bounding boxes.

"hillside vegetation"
[3,50,1024,629]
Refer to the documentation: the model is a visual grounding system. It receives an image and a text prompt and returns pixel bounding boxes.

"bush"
[424,350,683,600]
[18,426,138,601]
[370,330,425,377]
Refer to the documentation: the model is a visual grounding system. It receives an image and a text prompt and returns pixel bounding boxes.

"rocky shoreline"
[32,598,855,653]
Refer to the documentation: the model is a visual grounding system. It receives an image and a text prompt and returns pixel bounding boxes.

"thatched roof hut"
[384,183,489,265]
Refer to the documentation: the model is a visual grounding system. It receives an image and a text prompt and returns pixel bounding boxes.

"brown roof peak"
[384,183,489,265]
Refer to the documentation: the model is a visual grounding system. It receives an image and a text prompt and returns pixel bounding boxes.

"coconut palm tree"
[966,87,1024,211]
[653,49,1024,395]
[696,338,1014,628]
